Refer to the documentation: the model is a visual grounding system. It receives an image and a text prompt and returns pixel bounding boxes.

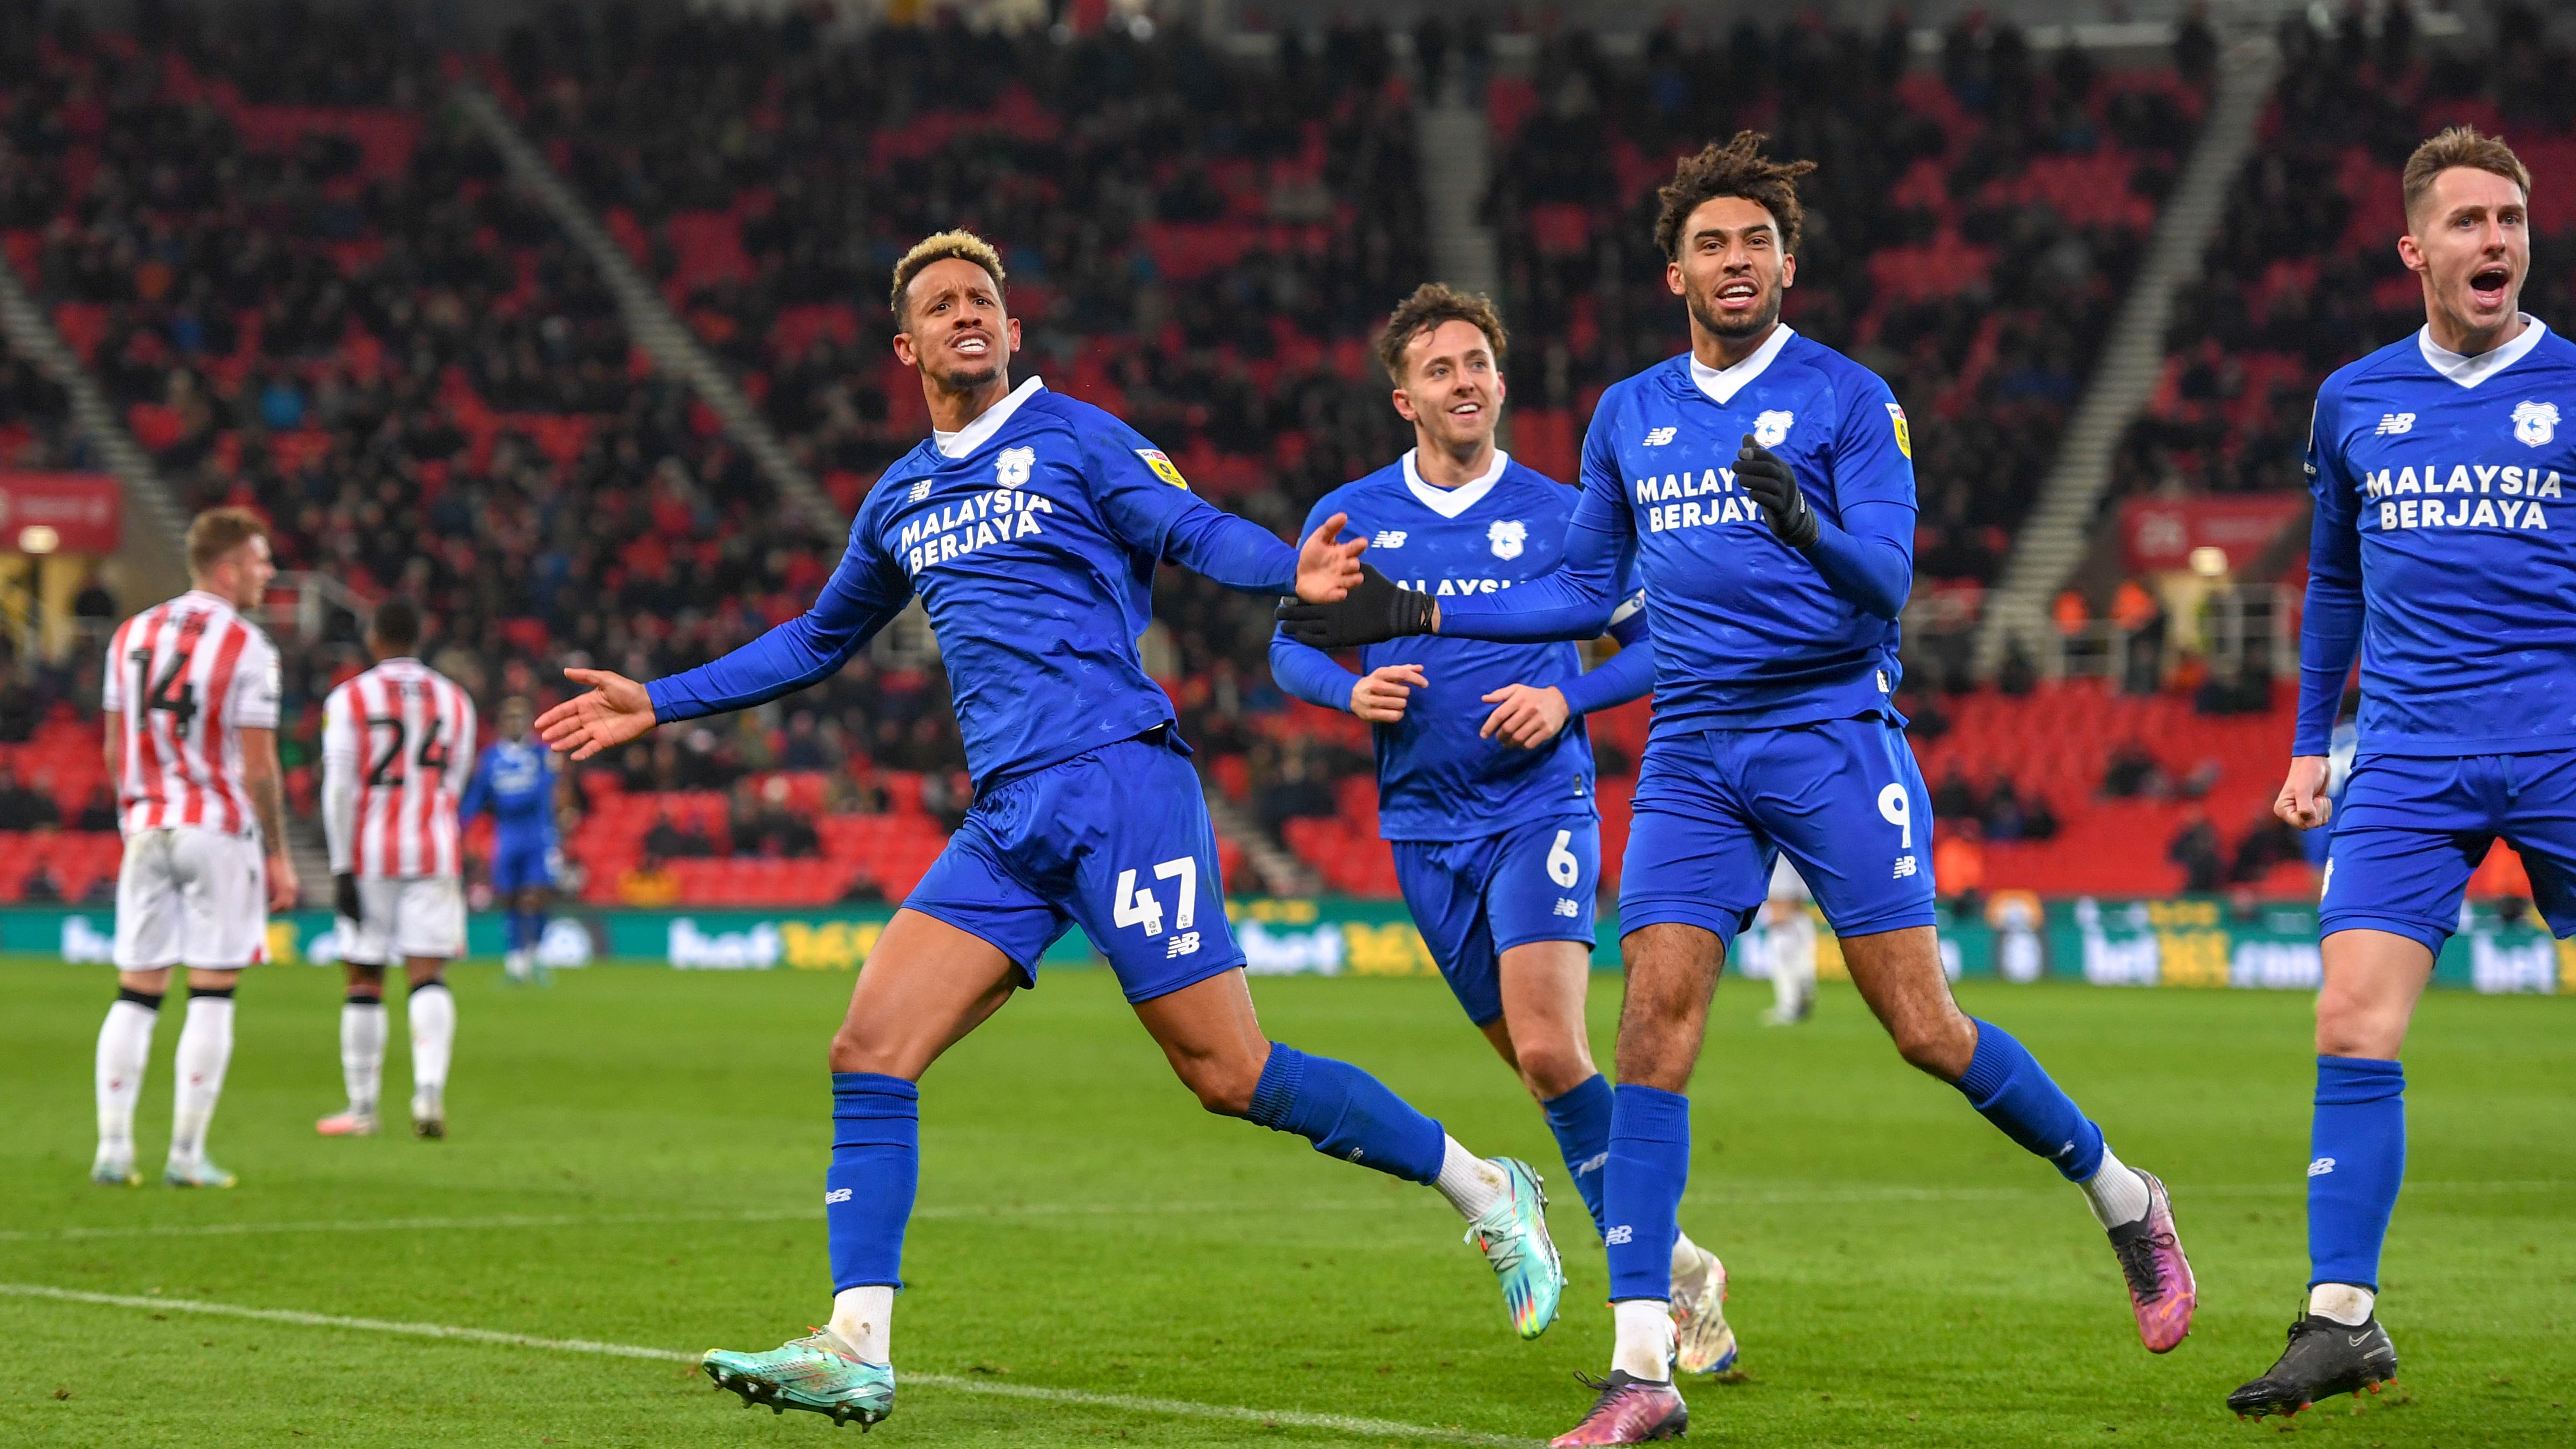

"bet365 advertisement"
[21,896,2570,994]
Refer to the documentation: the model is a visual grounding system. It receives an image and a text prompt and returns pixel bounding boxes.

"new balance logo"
[1643,427,1677,446]
[2374,413,2415,435]
[1371,531,1408,549]
[1165,931,1202,958]
[1604,1225,1634,1245]
[1573,1152,1607,1178]
[825,1188,853,1204]
[908,479,934,501]
[1893,854,1918,879]
[2307,1157,2336,1177]
[1552,897,1579,917]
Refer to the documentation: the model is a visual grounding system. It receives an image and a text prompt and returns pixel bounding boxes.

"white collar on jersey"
[1687,324,1797,405]
[2417,314,2547,388]
[1402,448,1512,518]
[931,375,1046,458]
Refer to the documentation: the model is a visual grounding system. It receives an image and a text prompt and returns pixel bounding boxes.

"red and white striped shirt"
[103,591,282,837]
[322,659,478,879]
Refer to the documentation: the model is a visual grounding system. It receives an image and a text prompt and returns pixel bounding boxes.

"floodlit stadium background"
[0,0,2569,992]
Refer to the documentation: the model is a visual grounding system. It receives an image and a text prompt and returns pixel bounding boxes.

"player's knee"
[2313,991,2404,1058]
[1176,1056,1260,1117]
[1890,1014,1973,1078]
[1508,1032,1593,1099]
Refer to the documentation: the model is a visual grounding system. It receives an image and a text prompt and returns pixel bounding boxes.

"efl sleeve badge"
[1885,402,1912,459]
[1135,448,1191,489]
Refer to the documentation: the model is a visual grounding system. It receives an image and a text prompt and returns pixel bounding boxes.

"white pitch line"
[3,1179,2561,1246]
[0,1282,1535,1446]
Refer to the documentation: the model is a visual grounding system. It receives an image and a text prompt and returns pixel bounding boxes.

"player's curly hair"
[2402,125,2530,222]
[1653,131,1817,260]
[1374,283,1509,383]
[889,230,1007,323]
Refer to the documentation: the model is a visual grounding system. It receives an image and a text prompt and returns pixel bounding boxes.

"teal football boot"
[1464,1157,1565,1339]
[703,1327,895,1429]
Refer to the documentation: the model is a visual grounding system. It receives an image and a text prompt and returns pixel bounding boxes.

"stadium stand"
[6,6,2547,911]
[2115,5,2576,505]
[1489,16,2208,592]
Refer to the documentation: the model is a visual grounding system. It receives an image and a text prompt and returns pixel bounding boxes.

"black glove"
[334,872,362,924]
[1275,562,1437,649]
[1736,435,1819,549]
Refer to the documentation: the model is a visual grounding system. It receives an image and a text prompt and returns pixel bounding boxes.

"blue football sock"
[826,1072,919,1292]
[2309,1055,2405,1292]
[1541,1073,1614,1238]
[1245,1043,1445,1184]
[1604,1084,1690,1302]
[501,910,525,953]
[1952,1018,2107,1182]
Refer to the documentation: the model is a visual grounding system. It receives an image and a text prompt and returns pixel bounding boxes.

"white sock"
[1611,1296,1676,1381]
[169,993,235,1165]
[828,1285,894,1364]
[1432,1136,1509,1221]
[341,999,387,1118]
[2309,1283,2374,1326]
[1669,1230,1710,1287]
[2080,1145,2153,1230]
[409,980,454,1120]
[504,949,529,981]
[95,998,158,1160]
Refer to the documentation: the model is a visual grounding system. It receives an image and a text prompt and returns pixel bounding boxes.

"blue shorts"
[904,735,1244,1003]
[1392,815,1600,1027]
[1620,714,1937,950]
[2321,750,2576,954]
[490,836,559,894]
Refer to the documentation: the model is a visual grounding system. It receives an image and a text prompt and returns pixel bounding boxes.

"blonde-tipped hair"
[2403,125,2531,223]
[890,230,1007,322]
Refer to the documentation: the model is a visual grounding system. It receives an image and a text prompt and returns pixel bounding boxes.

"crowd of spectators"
[2114,3,2576,502]
[505,6,1430,683]
[1487,14,2209,595]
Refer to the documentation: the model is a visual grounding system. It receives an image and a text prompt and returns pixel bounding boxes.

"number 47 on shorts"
[1115,857,1199,953]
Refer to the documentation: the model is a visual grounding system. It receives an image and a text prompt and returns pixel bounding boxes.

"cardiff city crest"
[2512,400,2559,447]
[1488,519,1527,560]
[1752,410,1795,448]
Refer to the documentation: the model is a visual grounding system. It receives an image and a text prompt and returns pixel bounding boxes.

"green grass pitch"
[3,954,2570,1447]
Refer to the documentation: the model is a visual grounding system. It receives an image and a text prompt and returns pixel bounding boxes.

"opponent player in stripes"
[2231,126,2573,1420]
[93,506,297,1189]
[1283,135,2196,1444]
[1270,284,1739,1377]
[316,599,477,1140]
[536,231,1563,1430]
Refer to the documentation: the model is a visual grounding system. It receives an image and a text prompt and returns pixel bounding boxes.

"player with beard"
[1282,134,2197,1444]
[2228,126,2576,1421]
[536,231,1565,1430]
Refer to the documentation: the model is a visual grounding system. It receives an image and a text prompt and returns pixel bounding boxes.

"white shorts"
[114,828,269,970]
[342,875,466,963]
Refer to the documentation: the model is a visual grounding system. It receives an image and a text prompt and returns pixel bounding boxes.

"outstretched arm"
[538,530,909,760]
[1479,589,1654,748]
[1557,593,1656,714]
[1089,425,1361,600]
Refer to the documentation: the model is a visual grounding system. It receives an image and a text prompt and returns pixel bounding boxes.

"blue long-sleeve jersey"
[646,378,1301,786]
[2296,318,2576,756]
[461,737,559,844]
[1436,330,1917,733]
[1269,452,1653,840]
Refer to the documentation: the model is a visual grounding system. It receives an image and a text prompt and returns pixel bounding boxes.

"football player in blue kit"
[535,231,1565,1430]
[1277,287,1741,1371]
[1271,283,1741,1375]
[1283,136,2195,1445]
[2229,127,2575,1420]
[460,696,566,984]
